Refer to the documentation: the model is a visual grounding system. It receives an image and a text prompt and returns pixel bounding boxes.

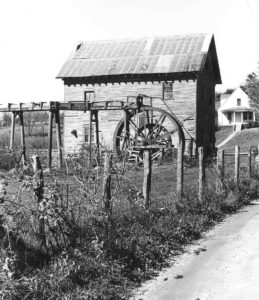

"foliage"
[23,112,48,137]
[0,148,258,299]
[2,113,11,127]
[242,72,259,113]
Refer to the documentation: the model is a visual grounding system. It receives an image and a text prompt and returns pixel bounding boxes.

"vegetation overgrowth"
[0,147,258,299]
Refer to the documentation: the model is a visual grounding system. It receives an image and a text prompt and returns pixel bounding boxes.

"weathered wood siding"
[196,53,216,151]
[63,81,197,153]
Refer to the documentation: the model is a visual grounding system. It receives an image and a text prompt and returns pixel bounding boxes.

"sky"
[0,0,259,103]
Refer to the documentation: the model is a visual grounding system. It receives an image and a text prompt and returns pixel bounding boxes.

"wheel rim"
[113,106,185,162]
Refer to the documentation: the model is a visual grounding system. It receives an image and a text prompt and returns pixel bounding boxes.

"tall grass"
[0,150,258,299]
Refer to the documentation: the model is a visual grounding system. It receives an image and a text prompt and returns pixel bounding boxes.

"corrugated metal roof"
[57,33,220,82]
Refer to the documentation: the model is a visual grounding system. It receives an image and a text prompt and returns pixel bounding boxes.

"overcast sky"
[0,0,259,103]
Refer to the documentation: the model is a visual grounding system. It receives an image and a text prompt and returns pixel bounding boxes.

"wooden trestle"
[1,97,147,169]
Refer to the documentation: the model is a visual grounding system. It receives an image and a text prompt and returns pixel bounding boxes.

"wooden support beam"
[48,111,53,169]
[94,111,100,165]
[10,113,15,149]
[19,112,26,164]
[55,109,62,168]
[143,149,152,209]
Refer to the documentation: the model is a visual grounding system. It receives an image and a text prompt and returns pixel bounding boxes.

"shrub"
[0,151,258,299]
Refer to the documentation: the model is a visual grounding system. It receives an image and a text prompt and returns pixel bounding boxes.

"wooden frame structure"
[0,96,185,178]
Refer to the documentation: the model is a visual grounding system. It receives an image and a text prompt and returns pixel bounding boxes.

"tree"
[2,113,11,127]
[242,72,259,112]
[24,112,35,136]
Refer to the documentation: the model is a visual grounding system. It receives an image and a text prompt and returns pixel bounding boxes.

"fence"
[1,143,257,218]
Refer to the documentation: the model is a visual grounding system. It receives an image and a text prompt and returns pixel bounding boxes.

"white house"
[218,87,256,127]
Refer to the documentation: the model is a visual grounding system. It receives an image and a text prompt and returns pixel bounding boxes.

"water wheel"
[113,106,185,162]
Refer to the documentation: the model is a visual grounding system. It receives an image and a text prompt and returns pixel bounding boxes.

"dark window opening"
[243,112,253,121]
[163,82,173,100]
[237,98,241,106]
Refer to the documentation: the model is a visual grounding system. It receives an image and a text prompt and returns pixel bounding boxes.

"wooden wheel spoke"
[149,113,166,140]
[129,119,138,131]
[113,106,185,163]
[156,128,178,141]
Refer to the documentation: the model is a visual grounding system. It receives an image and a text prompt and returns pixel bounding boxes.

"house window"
[237,98,241,106]
[84,91,95,103]
[84,124,95,144]
[162,82,173,100]
[227,112,232,122]
[243,112,253,121]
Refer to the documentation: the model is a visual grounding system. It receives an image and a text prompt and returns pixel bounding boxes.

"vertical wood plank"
[176,141,183,198]
[20,112,26,164]
[10,113,15,149]
[55,110,62,168]
[198,147,205,202]
[234,145,240,184]
[248,145,252,178]
[143,149,152,209]
[48,111,53,169]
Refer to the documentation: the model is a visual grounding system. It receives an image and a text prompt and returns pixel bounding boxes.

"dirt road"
[133,200,259,300]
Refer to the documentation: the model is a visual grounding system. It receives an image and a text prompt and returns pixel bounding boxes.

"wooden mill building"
[57,33,221,154]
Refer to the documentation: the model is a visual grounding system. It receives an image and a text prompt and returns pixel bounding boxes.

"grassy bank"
[0,159,257,299]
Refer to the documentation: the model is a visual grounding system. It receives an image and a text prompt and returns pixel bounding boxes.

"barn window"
[237,98,241,106]
[84,124,95,144]
[162,82,173,100]
[84,91,95,103]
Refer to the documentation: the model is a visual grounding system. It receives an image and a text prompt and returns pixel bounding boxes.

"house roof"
[57,33,221,85]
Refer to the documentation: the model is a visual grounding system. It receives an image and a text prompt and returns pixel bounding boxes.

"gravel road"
[132,200,259,300]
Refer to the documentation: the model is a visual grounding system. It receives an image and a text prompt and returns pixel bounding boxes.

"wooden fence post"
[55,109,62,168]
[234,145,240,184]
[10,112,15,150]
[198,147,205,202]
[32,155,45,248]
[217,149,225,179]
[255,151,259,178]
[177,141,183,199]
[143,149,152,209]
[248,145,252,178]
[216,149,224,191]
[102,152,112,217]
[48,111,53,170]
[20,112,26,164]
